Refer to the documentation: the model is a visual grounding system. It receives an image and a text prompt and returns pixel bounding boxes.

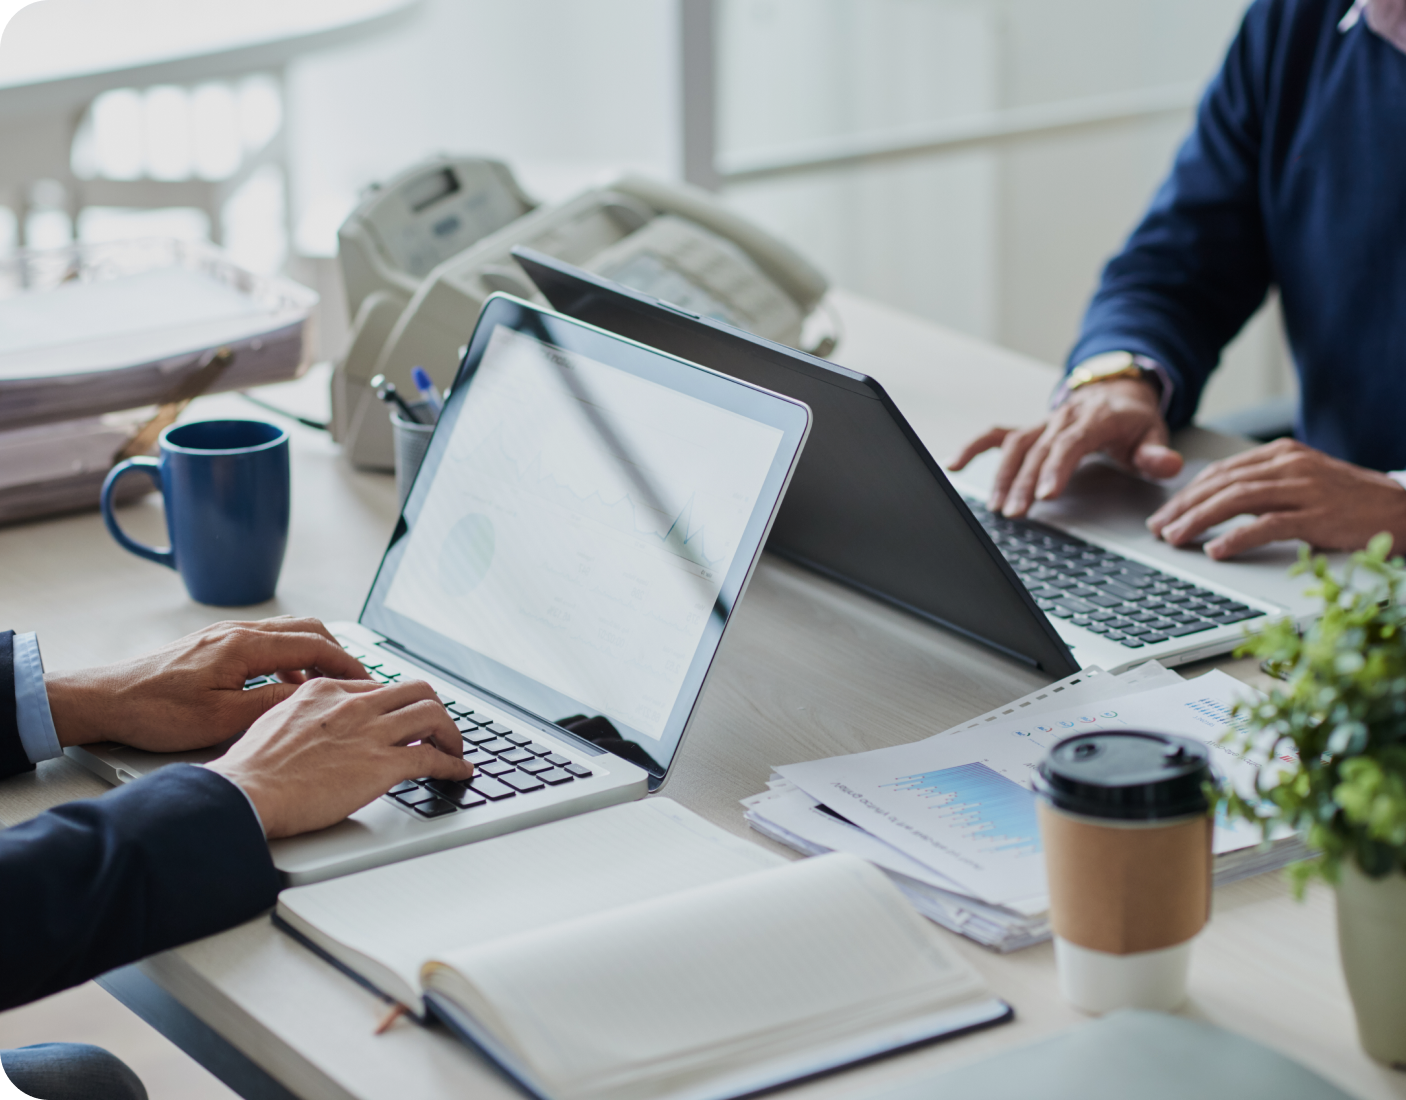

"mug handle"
[100,457,175,569]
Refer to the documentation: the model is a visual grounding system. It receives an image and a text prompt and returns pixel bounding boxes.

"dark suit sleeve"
[1066,0,1280,430]
[1,630,37,780]
[0,764,281,1011]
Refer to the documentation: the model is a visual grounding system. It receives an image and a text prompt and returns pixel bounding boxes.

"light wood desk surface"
[1,290,1400,1100]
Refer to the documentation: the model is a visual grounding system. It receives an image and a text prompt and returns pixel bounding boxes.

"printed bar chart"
[883,762,1042,857]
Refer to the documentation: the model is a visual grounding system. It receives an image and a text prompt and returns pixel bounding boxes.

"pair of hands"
[45,617,473,839]
[949,377,1406,559]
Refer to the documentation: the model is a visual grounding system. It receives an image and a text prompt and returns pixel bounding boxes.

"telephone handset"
[331,157,833,471]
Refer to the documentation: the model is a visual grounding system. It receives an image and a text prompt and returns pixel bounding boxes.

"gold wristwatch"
[1066,350,1155,392]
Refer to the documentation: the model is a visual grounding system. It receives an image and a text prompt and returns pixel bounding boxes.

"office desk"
[1,291,1400,1100]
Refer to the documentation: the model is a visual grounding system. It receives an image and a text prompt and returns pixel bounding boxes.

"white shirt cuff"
[13,632,61,764]
[1388,472,1406,492]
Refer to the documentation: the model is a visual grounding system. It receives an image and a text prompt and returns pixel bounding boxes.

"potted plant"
[1223,533,1406,1066]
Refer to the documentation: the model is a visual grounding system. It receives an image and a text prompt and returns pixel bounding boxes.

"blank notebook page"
[429,853,989,1099]
[276,799,784,1009]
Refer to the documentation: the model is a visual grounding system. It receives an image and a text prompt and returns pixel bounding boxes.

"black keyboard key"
[436,693,456,706]
[394,787,437,807]
[1138,634,1169,644]
[537,768,574,785]
[504,733,532,745]
[565,763,593,778]
[1086,622,1111,634]
[1085,594,1125,608]
[486,722,513,736]
[1118,637,1146,647]
[465,749,495,767]
[500,772,545,793]
[1103,631,1128,642]
[469,778,515,801]
[544,754,570,767]
[500,748,533,764]
[478,739,514,754]
[1091,610,1117,622]
[1214,609,1262,624]
[388,780,420,795]
[1165,622,1215,637]
[464,729,499,746]
[413,798,457,818]
[519,758,554,774]
[481,760,515,776]
[425,779,467,798]
[525,743,553,756]
[449,705,476,719]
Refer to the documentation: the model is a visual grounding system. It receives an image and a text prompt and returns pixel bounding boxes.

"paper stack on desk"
[0,238,316,524]
[743,663,1306,952]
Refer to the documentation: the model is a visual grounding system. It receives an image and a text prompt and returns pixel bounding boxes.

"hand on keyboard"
[44,616,372,754]
[949,377,1181,518]
[209,676,473,839]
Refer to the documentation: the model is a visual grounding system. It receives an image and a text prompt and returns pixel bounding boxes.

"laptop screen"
[361,296,810,780]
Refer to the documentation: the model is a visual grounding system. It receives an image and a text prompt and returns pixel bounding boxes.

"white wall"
[713,0,1294,421]
[284,0,680,256]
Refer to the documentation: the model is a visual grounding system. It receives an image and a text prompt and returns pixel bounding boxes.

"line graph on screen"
[460,424,727,571]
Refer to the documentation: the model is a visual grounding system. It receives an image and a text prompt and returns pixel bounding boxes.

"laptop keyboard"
[966,500,1262,649]
[245,643,595,820]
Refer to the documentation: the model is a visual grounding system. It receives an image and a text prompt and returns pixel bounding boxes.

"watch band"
[1051,352,1172,417]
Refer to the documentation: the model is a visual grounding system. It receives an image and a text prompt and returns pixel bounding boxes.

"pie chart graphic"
[439,513,496,597]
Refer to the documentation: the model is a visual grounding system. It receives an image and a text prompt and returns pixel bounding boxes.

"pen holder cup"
[391,404,436,508]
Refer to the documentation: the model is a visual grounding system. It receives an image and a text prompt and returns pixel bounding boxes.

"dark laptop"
[513,246,1078,678]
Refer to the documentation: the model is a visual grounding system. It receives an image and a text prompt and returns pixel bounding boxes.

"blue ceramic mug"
[100,419,290,606]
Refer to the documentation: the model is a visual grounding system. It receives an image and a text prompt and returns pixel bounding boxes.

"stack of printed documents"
[743,663,1305,952]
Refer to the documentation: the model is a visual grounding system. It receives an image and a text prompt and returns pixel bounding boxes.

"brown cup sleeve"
[1038,801,1212,955]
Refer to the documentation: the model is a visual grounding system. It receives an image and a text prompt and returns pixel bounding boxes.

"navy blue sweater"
[1068,0,1406,471]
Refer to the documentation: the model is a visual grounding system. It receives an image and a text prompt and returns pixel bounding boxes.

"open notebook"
[276,799,1011,1100]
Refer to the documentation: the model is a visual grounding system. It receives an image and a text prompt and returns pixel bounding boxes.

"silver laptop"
[70,295,811,884]
[948,444,1329,673]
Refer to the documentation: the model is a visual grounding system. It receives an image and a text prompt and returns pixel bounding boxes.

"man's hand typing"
[1147,438,1406,559]
[208,677,472,839]
[949,377,1183,517]
[44,616,371,752]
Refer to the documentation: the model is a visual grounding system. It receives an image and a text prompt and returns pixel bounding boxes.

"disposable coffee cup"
[1033,730,1214,1014]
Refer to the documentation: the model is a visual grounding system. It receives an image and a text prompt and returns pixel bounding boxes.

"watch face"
[1077,351,1137,380]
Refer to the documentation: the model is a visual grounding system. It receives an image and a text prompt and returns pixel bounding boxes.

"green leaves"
[1222,533,1406,891]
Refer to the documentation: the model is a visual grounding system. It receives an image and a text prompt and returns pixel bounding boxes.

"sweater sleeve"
[1067,0,1281,430]
[0,764,281,1011]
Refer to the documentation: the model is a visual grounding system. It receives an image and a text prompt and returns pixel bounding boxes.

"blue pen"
[411,367,443,421]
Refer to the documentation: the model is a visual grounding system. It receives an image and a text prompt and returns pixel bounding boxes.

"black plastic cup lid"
[1032,729,1212,821]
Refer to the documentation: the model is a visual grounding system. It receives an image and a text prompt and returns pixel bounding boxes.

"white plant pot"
[1336,861,1406,1066]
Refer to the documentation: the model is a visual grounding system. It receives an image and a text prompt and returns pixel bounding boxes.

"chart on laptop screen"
[384,324,783,740]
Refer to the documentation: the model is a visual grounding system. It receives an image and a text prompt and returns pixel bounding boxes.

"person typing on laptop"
[0,619,470,1097]
[951,0,1406,561]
